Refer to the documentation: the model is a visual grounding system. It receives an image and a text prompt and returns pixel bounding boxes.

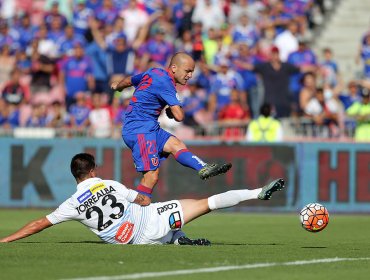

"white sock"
[208,188,262,210]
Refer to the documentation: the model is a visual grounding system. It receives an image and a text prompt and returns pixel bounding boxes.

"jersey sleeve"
[46,198,78,225]
[159,81,182,107]
[131,73,144,87]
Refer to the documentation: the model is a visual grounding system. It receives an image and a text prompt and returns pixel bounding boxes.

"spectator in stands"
[84,33,108,96]
[346,90,370,141]
[72,0,94,36]
[175,30,193,55]
[202,28,220,66]
[120,0,149,44]
[57,25,87,57]
[44,1,68,31]
[192,0,225,33]
[320,47,339,87]
[303,87,340,137]
[104,16,126,48]
[48,100,68,129]
[231,43,260,118]
[232,13,259,47]
[95,0,119,26]
[59,41,95,109]
[253,46,300,118]
[339,81,362,110]
[0,21,20,53]
[0,98,20,129]
[229,0,261,25]
[138,27,174,68]
[0,98,8,127]
[357,33,370,80]
[208,58,246,119]
[48,16,67,44]
[35,24,59,59]
[86,0,102,12]
[68,92,90,133]
[270,0,292,36]
[218,88,250,139]
[1,68,31,105]
[15,48,32,76]
[89,93,112,138]
[287,39,317,105]
[106,36,135,81]
[0,44,16,85]
[26,103,50,127]
[299,72,317,113]
[172,0,195,38]
[196,62,214,93]
[181,80,210,128]
[255,23,276,62]
[274,19,299,62]
[246,103,283,142]
[29,38,55,95]
[15,13,36,49]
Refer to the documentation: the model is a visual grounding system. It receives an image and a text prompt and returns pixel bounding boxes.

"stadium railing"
[0,117,359,142]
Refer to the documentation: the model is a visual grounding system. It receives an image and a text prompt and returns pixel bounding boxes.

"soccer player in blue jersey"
[111,52,232,203]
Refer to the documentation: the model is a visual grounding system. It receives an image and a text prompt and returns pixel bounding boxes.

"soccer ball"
[300,203,329,232]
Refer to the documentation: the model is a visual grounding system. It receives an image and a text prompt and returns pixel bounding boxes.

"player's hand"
[111,81,119,90]
[165,107,174,119]
[134,194,151,206]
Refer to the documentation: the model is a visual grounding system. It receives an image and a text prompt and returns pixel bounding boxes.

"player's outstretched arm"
[0,217,53,243]
[111,76,133,91]
[166,105,184,122]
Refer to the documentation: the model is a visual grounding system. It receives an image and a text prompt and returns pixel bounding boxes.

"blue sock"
[175,149,207,171]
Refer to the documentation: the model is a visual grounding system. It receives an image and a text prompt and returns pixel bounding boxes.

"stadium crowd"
[0,0,368,141]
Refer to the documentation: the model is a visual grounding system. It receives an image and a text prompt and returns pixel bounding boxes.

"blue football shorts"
[122,128,173,172]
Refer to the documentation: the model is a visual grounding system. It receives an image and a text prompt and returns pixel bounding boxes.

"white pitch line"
[63,257,370,280]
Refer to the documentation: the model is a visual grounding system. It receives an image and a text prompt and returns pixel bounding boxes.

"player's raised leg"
[163,135,232,180]
[180,178,285,224]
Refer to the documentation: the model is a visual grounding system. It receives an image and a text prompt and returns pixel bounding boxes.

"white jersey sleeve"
[46,198,78,225]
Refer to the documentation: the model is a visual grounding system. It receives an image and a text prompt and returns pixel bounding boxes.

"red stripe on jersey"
[138,134,150,170]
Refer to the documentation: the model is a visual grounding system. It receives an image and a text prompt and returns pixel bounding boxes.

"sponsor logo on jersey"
[115,221,134,244]
[77,189,92,203]
[169,211,182,229]
[157,202,178,215]
[76,186,116,215]
[90,182,106,194]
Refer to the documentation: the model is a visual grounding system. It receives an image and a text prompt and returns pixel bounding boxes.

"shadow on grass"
[17,241,105,244]
[301,246,327,249]
[213,243,283,246]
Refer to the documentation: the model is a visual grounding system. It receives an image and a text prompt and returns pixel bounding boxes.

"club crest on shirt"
[169,211,182,229]
[151,156,159,167]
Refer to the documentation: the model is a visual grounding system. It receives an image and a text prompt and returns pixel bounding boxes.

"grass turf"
[1,210,370,280]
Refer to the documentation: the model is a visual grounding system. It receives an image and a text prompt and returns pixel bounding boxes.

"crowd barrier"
[0,138,368,212]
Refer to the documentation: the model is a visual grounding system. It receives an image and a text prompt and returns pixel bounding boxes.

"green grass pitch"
[1,210,370,280]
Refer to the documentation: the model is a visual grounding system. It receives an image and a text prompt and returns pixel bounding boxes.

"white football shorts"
[139,200,185,245]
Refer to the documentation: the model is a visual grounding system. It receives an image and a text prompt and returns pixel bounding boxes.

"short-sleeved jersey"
[123,68,181,134]
[46,178,152,244]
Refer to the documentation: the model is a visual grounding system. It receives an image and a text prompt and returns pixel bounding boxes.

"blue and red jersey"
[123,68,181,134]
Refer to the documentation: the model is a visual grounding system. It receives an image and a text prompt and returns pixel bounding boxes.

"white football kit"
[46,178,185,244]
